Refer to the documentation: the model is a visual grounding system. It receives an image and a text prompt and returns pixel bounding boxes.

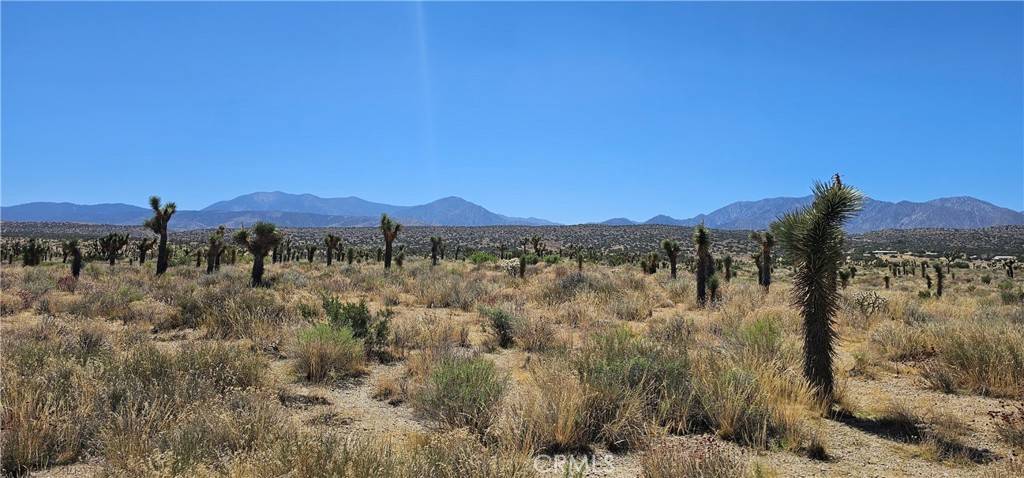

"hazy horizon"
[3,2,1022,224]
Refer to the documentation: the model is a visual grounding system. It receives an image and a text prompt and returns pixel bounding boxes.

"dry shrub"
[921,319,1023,398]
[294,324,366,382]
[494,365,594,454]
[411,353,506,435]
[990,402,1024,449]
[557,291,608,328]
[414,269,484,311]
[641,437,750,478]
[611,289,655,321]
[868,320,934,362]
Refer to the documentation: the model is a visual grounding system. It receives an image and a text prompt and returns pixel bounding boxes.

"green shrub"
[468,251,497,265]
[413,354,506,435]
[295,324,365,382]
[480,306,518,348]
[542,254,561,265]
[324,296,372,337]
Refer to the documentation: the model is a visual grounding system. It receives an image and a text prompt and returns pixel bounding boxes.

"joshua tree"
[306,245,317,263]
[750,231,775,292]
[234,222,282,287]
[884,275,890,289]
[498,244,507,260]
[771,174,862,402]
[926,274,933,290]
[920,261,927,278]
[530,236,544,256]
[144,196,176,275]
[723,256,733,282]
[65,240,83,279]
[1006,260,1016,279]
[21,239,46,266]
[195,248,203,268]
[98,233,130,266]
[380,214,402,270]
[430,236,442,266]
[838,269,850,289]
[661,239,681,279]
[518,255,526,278]
[206,226,226,274]
[520,237,529,255]
[933,263,944,298]
[347,247,355,265]
[641,251,660,275]
[324,234,341,266]
[136,238,157,264]
[694,224,715,306]
[848,265,857,280]
[60,240,76,264]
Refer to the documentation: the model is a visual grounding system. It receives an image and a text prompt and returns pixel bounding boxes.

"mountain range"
[2,191,1022,233]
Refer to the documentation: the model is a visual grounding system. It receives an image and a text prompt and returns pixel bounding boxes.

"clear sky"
[2,2,1022,223]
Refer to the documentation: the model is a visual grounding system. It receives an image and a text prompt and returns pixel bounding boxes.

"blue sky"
[2,2,1021,223]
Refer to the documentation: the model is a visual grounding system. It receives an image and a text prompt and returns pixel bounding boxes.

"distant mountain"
[203,192,555,227]
[1,193,555,229]
[620,196,1024,233]
[599,217,639,226]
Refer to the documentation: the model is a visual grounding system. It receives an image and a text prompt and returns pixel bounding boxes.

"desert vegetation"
[2,182,1023,478]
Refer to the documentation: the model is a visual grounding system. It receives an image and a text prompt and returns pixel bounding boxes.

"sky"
[2,2,1022,224]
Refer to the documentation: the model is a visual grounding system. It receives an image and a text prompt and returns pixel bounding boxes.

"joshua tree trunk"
[252,254,265,286]
[384,241,393,270]
[760,248,772,292]
[71,252,82,279]
[669,257,677,279]
[884,276,890,289]
[156,233,169,275]
[206,250,216,274]
[326,248,333,266]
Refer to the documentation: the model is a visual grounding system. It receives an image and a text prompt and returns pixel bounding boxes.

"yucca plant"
[723,255,733,281]
[143,196,176,275]
[693,224,715,306]
[708,274,721,303]
[395,245,406,268]
[136,237,157,264]
[771,175,863,402]
[306,245,317,263]
[205,226,226,274]
[324,234,341,266]
[661,239,681,279]
[430,236,442,266]
[380,214,401,270]
[64,240,83,279]
[749,231,775,291]
[640,251,659,275]
[933,263,944,298]
[347,247,355,265]
[21,238,46,266]
[98,233,130,266]
[530,235,543,255]
[838,269,850,289]
[234,221,282,287]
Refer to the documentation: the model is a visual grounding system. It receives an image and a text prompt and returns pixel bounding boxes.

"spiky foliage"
[518,255,526,278]
[723,255,733,282]
[20,239,46,267]
[708,274,721,303]
[98,233,130,266]
[749,231,775,292]
[64,240,83,279]
[395,245,406,268]
[430,236,442,266]
[693,224,714,306]
[306,245,317,263]
[380,214,402,270]
[520,237,529,254]
[234,222,282,287]
[136,238,157,264]
[205,226,227,274]
[530,235,544,255]
[640,251,660,275]
[143,196,176,275]
[661,239,681,279]
[347,247,355,265]
[838,269,850,289]
[933,263,944,298]
[324,234,341,266]
[771,175,863,402]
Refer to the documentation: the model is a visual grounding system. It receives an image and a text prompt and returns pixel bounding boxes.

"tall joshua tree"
[771,175,863,402]
[137,238,157,264]
[694,224,715,306]
[640,251,660,275]
[206,226,226,274]
[530,236,544,256]
[933,263,944,298]
[430,236,442,266]
[65,240,83,279]
[234,222,282,287]
[380,214,401,270]
[144,196,177,275]
[324,234,341,266]
[661,239,681,279]
[98,233,130,266]
[750,231,775,292]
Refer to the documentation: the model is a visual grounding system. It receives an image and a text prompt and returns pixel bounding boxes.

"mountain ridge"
[3,192,1022,232]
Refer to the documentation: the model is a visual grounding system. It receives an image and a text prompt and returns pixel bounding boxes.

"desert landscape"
[2,181,1023,477]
